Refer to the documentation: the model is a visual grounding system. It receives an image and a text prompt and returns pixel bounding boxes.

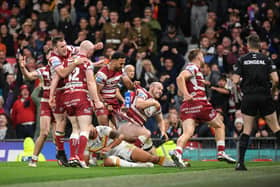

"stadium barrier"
[0,137,278,162]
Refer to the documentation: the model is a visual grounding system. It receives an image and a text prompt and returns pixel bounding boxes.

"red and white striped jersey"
[126,86,161,126]
[48,46,79,89]
[185,63,207,101]
[63,54,93,93]
[95,65,122,101]
[36,65,51,102]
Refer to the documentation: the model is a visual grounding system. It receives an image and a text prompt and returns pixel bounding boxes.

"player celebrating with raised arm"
[232,34,280,171]
[85,125,174,167]
[169,49,236,168]
[62,40,103,168]
[95,52,134,127]
[117,82,168,150]
[18,50,53,167]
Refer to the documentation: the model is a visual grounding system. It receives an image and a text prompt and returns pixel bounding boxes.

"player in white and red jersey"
[95,52,134,127]
[169,49,236,168]
[18,50,55,167]
[62,40,103,168]
[84,125,174,167]
[117,82,168,150]
[48,36,82,167]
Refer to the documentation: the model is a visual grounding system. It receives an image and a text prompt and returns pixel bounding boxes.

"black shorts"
[241,94,275,116]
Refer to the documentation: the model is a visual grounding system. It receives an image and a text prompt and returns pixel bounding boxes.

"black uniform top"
[234,52,277,95]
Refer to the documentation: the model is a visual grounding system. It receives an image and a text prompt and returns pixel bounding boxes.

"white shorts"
[108,141,136,161]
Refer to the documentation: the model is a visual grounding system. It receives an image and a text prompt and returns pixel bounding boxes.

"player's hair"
[111,52,126,60]
[247,34,260,50]
[188,49,202,62]
[51,36,64,47]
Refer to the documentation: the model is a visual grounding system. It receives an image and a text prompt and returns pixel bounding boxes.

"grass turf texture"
[0,161,280,187]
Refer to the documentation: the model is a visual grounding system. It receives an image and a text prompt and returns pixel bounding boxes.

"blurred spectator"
[38,1,54,27]
[0,1,11,24]
[11,84,36,139]
[142,7,161,52]
[0,113,16,140]
[255,118,272,138]
[129,16,153,53]
[53,0,77,43]
[0,24,14,56]
[233,117,243,138]
[166,111,182,139]
[201,63,221,98]
[160,24,188,55]
[210,44,232,73]
[101,11,126,50]
[190,0,208,43]
[140,59,158,89]
[210,76,230,114]
[0,50,15,74]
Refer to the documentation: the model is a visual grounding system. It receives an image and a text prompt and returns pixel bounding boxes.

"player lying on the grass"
[117,82,168,151]
[84,125,175,167]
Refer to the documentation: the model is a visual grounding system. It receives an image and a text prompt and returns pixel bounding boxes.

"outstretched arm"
[18,56,39,80]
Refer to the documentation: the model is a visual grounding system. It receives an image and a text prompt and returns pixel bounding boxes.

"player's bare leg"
[54,113,68,167]
[208,114,236,164]
[29,116,51,167]
[169,119,196,168]
[118,122,152,149]
[75,115,91,168]
[67,116,80,167]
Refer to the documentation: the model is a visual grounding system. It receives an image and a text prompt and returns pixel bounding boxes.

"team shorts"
[63,91,93,116]
[241,94,275,116]
[180,100,217,122]
[95,99,121,117]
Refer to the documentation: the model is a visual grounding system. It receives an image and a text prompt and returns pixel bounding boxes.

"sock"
[69,133,79,158]
[175,146,183,155]
[55,131,65,151]
[238,133,250,164]
[157,156,165,166]
[216,140,225,152]
[275,130,280,143]
[31,155,38,162]
[133,135,147,148]
[77,131,89,161]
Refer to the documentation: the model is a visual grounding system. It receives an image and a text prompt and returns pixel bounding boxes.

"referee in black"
[232,34,280,170]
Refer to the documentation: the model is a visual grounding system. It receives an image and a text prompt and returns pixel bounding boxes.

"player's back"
[64,55,92,92]
[237,52,276,95]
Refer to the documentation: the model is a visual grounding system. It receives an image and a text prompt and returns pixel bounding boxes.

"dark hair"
[247,34,260,50]
[188,49,202,62]
[51,36,64,47]
[111,52,126,60]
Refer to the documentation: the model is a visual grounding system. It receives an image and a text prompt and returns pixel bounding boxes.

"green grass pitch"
[0,161,280,187]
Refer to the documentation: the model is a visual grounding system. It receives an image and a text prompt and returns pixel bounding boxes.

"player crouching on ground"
[84,125,175,167]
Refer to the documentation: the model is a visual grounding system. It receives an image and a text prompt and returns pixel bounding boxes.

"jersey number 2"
[69,67,80,81]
